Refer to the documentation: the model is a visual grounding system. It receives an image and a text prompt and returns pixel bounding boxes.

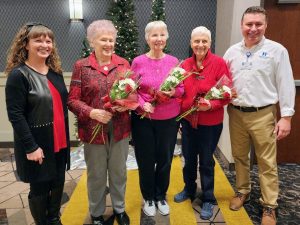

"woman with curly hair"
[5,23,70,225]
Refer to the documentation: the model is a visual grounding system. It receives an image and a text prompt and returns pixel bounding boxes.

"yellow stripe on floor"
[168,156,197,225]
[123,169,142,225]
[214,157,253,225]
[62,170,142,225]
[61,171,88,225]
[62,156,253,225]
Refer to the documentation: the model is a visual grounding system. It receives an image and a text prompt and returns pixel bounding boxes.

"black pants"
[28,150,66,224]
[131,112,179,201]
[181,119,223,203]
[30,150,66,197]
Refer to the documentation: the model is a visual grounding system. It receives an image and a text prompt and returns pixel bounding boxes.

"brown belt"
[231,104,273,112]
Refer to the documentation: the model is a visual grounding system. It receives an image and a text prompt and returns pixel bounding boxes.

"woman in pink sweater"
[131,21,183,217]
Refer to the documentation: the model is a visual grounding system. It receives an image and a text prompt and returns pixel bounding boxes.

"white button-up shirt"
[224,37,295,117]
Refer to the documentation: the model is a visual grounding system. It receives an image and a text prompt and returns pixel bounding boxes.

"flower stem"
[176,107,197,121]
[89,124,102,144]
[140,112,147,119]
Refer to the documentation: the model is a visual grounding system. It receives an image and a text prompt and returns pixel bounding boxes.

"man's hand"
[274,116,292,140]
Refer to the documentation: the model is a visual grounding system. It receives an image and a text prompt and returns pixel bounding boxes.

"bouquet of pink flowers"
[176,74,236,122]
[90,70,139,143]
[141,66,196,119]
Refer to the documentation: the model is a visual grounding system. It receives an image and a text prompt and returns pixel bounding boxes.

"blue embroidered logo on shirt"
[260,52,268,58]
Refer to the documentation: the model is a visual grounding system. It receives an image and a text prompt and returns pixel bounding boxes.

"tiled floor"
[0,147,226,225]
[0,148,84,225]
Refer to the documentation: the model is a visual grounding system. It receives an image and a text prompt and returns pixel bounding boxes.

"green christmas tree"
[145,0,169,53]
[150,0,166,21]
[107,0,139,63]
[80,38,93,58]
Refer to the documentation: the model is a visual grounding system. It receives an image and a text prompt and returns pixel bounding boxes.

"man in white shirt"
[224,6,295,225]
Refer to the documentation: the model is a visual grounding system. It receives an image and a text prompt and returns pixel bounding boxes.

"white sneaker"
[157,200,170,216]
[143,200,156,217]
[173,144,182,156]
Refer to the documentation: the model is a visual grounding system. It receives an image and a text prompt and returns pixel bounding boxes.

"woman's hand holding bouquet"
[143,102,155,114]
[141,66,196,119]
[176,74,236,123]
[102,70,140,112]
[90,70,139,143]
[89,109,112,143]
[90,109,112,124]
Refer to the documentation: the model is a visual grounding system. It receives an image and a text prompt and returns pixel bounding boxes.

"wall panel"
[263,0,300,163]
[0,0,217,71]
[264,0,300,79]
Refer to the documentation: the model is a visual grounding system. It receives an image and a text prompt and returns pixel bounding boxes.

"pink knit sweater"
[131,54,184,120]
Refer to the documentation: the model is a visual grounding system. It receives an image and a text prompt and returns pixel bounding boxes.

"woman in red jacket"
[68,20,131,225]
[174,26,231,220]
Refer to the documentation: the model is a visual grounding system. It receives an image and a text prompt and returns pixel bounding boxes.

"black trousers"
[28,150,66,224]
[30,150,66,197]
[181,119,223,203]
[131,112,179,201]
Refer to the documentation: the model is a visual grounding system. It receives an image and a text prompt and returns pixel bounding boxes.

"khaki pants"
[228,105,278,208]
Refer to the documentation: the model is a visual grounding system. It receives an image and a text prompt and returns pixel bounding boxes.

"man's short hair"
[242,6,268,21]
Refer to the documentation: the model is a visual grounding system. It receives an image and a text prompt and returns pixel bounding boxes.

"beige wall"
[215,0,261,56]
[0,72,78,143]
[0,73,12,142]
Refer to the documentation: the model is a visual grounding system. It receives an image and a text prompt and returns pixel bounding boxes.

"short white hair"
[87,20,117,43]
[191,26,211,42]
[145,20,169,41]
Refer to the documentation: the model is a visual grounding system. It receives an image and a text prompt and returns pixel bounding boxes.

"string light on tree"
[107,0,139,62]
[145,0,170,53]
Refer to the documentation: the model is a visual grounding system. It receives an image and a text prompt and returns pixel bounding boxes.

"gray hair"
[87,20,117,43]
[145,20,169,41]
[191,26,211,42]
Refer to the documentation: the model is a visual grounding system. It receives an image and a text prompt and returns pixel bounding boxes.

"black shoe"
[115,211,130,225]
[47,217,63,225]
[91,215,104,225]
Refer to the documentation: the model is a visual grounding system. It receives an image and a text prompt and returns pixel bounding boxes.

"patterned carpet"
[215,151,300,225]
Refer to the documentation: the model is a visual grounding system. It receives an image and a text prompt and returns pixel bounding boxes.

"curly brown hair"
[5,23,63,75]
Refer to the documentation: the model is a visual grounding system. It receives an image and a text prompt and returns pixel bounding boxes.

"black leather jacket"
[19,66,54,129]
[6,64,70,183]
